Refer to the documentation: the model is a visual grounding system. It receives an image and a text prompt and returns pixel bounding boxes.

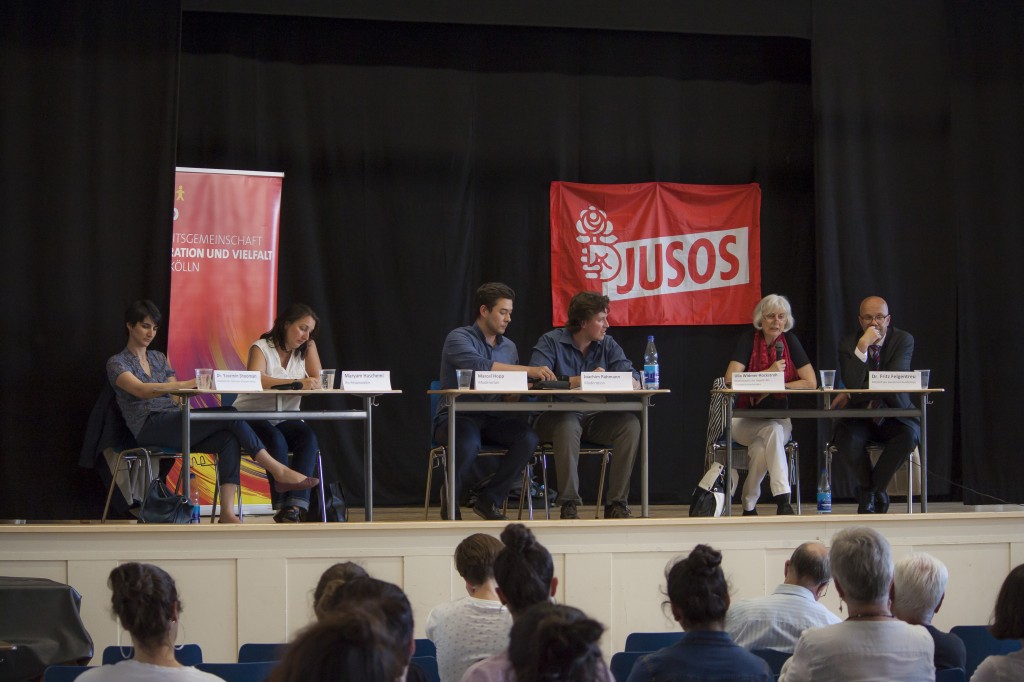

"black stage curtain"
[176,13,815,507]
[0,1,181,519]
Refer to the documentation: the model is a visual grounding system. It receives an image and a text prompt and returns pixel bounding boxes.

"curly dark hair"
[666,544,729,628]
[108,563,179,649]
[509,603,605,682]
[493,523,554,615]
[565,291,610,332]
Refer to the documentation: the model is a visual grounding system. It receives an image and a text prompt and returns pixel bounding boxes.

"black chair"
[935,668,967,682]
[751,648,791,676]
[410,655,440,682]
[610,651,646,682]
[42,666,93,682]
[623,631,683,651]
[237,642,286,663]
[950,624,1022,679]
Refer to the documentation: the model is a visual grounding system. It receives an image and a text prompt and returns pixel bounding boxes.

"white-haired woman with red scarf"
[724,294,816,516]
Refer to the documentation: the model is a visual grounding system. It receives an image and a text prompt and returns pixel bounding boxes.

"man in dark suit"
[832,296,920,513]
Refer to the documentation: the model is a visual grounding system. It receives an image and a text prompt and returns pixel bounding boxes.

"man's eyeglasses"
[860,314,889,323]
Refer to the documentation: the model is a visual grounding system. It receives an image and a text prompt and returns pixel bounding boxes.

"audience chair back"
[425,381,546,520]
[935,668,966,682]
[42,665,93,682]
[411,655,441,682]
[197,661,276,682]
[751,649,791,675]
[951,625,1023,679]
[413,638,436,658]
[237,642,286,663]
[623,631,684,651]
[101,643,202,666]
[610,651,646,682]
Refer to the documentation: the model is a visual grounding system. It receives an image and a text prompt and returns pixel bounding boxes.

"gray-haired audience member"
[725,542,841,652]
[779,527,934,682]
[892,552,966,670]
[972,563,1024,682]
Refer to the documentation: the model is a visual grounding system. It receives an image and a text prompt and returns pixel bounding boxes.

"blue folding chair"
[42,666,93,682]
[102,643,203,666]
[935,668,966,682]
[197,661,276,682]
[610,651,647,682]
[410,655,440,682]
[413,638,436,658]
[238,642,286,663]
[623,631,684,651]
[751,649,791,676]
[951,625,1022,679]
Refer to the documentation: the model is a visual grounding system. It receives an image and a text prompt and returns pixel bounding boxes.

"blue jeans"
[248,419,319,510]
[434,413,538,508]
[136,407,266,486]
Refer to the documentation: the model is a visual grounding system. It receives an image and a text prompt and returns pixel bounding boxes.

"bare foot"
[219,514,243,524]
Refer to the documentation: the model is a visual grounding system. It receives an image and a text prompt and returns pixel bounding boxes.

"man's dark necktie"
[867,344,883,423]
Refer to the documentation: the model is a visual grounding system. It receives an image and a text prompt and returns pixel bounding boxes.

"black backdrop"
[1,0,1021,519]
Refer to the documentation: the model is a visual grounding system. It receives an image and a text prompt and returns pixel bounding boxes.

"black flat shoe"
[874,490,890,514]
[274,506,304,523]
[857,488,877,514]
[472,500,508,521]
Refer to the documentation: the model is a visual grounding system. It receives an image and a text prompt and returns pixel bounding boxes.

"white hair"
[752,294,795,332]
[893,552,948,622]
[830,527,893,603]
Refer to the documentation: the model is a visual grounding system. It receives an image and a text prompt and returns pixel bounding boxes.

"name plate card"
[732,372,785,391]
[341,371,392,391]
[580,371,634,391]
[474,371,529,391]
[213,370,262,391]
[868,371,923,390]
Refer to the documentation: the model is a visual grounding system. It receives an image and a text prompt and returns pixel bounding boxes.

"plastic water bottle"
[816,467,832,514]
[643,336,660,390]
[189,473,201,524]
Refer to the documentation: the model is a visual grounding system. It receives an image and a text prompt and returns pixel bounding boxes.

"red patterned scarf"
[737,332,797,408]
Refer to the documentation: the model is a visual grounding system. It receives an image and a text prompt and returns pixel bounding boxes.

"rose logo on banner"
[550,181,762,326]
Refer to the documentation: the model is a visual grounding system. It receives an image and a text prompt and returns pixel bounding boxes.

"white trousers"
[730,417,792,511]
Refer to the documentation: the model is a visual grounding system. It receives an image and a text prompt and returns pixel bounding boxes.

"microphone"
[775,341,784,365]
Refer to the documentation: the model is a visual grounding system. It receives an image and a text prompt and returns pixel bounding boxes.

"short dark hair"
[493,523,554,615]
[455,533,504,585]
[474,282,515,318]
[269,607,404,682]
[261,302,320,359]
[991,564,1024,639]
[790,542,831,585]
[509,603,605,682]
[566,291,610,331]
[124,300,162,330]
[666,544,729,627]
[108,562,179,649]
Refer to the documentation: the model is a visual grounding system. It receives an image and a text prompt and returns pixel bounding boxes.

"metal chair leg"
[315,451,327,523]
[594,450,609,519]
[101,449,137,523]
[540,453,550,520]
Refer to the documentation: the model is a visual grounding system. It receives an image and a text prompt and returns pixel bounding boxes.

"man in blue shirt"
[530,291,641,519]
[435,282,555,520]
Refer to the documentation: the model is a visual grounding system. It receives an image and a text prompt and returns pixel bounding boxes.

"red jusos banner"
[550,181,762,326]
[167,168,283,505]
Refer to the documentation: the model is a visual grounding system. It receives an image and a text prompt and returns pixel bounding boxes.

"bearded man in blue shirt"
[530,291,641,519]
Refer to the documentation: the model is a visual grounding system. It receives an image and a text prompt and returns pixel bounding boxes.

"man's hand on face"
[858,325,883,352]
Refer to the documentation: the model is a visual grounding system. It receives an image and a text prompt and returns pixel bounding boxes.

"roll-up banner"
[166,167,283,509]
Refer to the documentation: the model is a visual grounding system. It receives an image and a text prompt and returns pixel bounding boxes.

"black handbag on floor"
[139,478,195,524]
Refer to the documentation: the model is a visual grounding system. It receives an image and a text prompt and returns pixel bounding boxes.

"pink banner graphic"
[166,168,283,505]
[550,181,762,326]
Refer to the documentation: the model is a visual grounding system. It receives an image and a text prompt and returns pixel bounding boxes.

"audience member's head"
[892,552,948,625]
[786,541,832,598]
[270,607,404,682]
[666,544,730,630]
[990,564,1024,641]
[508,603,605,682]
[108,562,180,652]
[493,523,556,617]
[313,561,368,619]
[316,576,416,669]
[455,533,504,587]
[829,526,893,606]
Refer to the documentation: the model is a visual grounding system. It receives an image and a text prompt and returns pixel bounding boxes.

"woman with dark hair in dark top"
[508,602,606,682]
[628,544,772,682]
[106,299,316,523]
